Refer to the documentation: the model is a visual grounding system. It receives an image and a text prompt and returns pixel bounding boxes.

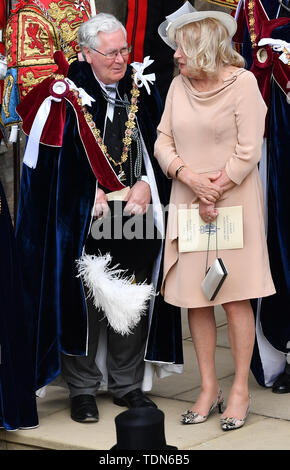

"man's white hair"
[78,13,127,51]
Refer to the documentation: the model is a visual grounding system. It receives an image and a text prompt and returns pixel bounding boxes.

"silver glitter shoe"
[220,395,251,431]
[181,389,224,425]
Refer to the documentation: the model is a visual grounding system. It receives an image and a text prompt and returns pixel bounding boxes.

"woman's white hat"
[159,6,237,50]
[158,1,197,50]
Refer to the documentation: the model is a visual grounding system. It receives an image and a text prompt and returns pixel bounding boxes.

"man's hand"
[93,188,109,218]
[124,180,151,215]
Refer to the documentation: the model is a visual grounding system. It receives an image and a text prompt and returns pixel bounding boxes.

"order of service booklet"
[178,205,243,253]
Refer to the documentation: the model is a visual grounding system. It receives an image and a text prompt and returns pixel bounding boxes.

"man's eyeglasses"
[91,46,132,60]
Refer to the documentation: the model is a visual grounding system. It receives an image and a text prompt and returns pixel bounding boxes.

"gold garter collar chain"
[72,71,140,178]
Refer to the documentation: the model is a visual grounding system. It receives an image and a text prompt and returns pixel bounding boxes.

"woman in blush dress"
[154,10,275,431]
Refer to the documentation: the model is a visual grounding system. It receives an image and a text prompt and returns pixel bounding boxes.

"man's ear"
[82,47,92,64]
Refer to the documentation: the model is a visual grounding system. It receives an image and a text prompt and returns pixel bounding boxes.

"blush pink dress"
[154,69,275,308]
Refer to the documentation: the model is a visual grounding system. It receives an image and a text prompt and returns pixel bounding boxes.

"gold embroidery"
[58,0,90,18]
[20,71,48,96]
[52,73,65,79]
[73,72,141,178]
[18,11,60,66]
[48,0,84,56]
[59,21,82,60]
[248,0,257,48]
[48,1,78,23]
[3,75,14,118]
[5,24,13,64]
[60,22,76,43]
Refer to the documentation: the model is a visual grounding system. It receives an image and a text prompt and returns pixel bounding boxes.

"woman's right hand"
[168,158,222,204]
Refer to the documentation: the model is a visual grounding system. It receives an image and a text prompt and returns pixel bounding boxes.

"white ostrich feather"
[76,253,155,335]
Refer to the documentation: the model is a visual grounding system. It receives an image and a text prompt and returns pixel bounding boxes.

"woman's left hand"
[198,169,236,222]
[214,168,236,194]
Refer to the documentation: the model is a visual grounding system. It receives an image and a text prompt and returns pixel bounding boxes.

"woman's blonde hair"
[175,18,245,77]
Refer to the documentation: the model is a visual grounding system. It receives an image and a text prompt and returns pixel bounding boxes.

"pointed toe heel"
[181,389,223,425]
[220,395,251,431]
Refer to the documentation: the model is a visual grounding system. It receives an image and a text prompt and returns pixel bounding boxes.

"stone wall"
[94,0,127,22]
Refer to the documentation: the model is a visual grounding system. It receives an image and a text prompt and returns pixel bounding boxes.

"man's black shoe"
[70,394,99,422]
[113,388,157,408]
[272,369,290,394]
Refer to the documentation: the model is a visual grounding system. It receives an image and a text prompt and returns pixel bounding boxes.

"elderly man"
[15,13,183,423]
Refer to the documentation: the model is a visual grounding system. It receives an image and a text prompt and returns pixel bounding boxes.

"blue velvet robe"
[0,180,38,430]
[15,61,183,391]
[235,0,290,386]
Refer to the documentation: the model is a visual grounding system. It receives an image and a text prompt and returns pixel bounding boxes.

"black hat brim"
[110,444,178,451]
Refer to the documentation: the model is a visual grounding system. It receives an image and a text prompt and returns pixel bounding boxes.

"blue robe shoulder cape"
[15,53,183,391]
[0,180,38,430]
[234,0,290,387]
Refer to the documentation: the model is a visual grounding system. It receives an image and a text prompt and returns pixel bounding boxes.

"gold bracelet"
[175,165,185,179]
